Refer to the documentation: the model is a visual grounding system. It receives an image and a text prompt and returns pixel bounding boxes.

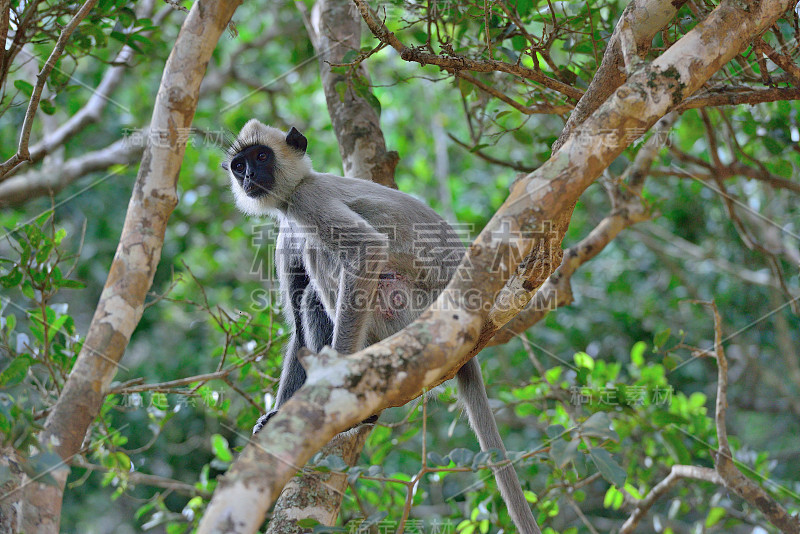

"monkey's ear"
[286,127,307,154]
[220,161,230,171]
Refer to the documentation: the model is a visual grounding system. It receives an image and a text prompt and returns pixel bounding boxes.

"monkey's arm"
[254,232,332,433]
[318,202,389,355]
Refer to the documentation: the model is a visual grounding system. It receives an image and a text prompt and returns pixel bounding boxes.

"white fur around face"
[227,119,313,217]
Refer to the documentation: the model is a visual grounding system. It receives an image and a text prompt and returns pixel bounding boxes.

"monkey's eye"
[234,161,245,173]
[257,151,268,161]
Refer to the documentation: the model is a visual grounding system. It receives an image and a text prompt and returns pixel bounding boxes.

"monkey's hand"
[252,410,277,434]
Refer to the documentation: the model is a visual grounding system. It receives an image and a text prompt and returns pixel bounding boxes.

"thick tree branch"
[487,112,677,346]
[553,0,685,152]
[309,0,398,187]
[197,1,795,532]
[18,2,241,532]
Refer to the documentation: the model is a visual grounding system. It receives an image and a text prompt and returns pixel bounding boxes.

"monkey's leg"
[301,284,334,352]
[331,234,388,355]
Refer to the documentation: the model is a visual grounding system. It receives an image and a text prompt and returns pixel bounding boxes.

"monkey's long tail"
[456,358,542,534]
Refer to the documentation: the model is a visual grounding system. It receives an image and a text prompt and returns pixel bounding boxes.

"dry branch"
[455,71,574,116]
[196,1,796,532]
[753,39,800,85]
[674,86,800,110]
[18,2,241,532]
[706,302,800,534]
[619,465,724,533]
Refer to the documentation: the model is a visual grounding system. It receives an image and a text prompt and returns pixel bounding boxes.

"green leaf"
[653,328,671,349]
[0,268,22,288]
[630,341,646,367]
[512,128,533,144]
[117,6,137,27]
[58,279,87,289]
[346,466,363,485]
[151,392,168,410]
[705,506,726,527]
[297,518,321,528]
[449,448,474,466]
[662,354,679,371]
[48,315,70,343]
[545,424,566,439]
[28,314,44,343]
[574,351,594,370]
[762,136,782,155]
[459,77,473,98]
[40,99,56,115]
[603,485,624,510]
[341,50,358,64]
[35,211,54,226]
[662,429,692,464]
[427,451,448,466]
[0,355,34,386]
[588,448,626,487]
[334,81,347,102]
[471,450,491,471]
[316,454,347,472]
[211,434,233,462]
[114,451,132,470]
[544,366,562,383]
[581,412,619,442]
[624,483,642,500]
[550,438,579,468]
[14,80,34,97]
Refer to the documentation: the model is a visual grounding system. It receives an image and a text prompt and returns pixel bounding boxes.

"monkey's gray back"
[282,173,464,344]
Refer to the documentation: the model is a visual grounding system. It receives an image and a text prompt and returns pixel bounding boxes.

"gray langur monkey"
[223,120,540,534]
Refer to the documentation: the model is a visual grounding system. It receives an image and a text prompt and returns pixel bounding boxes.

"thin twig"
[0,0,99,178]
[352,0,583,101]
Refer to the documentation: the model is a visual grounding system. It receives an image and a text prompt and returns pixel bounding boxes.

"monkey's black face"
[228,144,276,198]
